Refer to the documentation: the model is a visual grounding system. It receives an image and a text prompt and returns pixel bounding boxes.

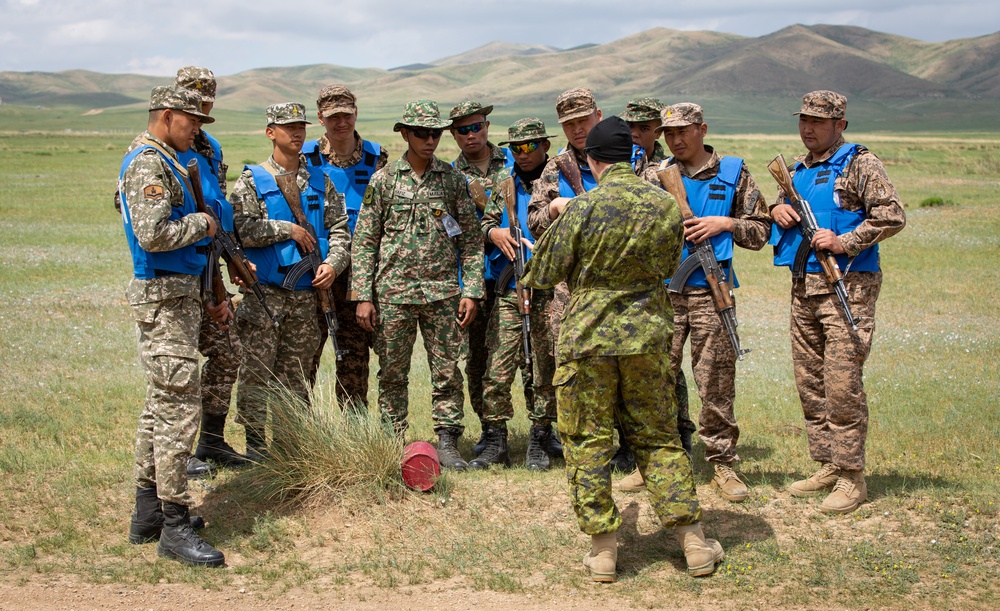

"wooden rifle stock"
[500,177,532,365]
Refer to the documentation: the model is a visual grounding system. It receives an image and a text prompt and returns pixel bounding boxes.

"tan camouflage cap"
[174,66,216,102]
[795,90,847,119]
[621,97,664,123]
[266,102,311,126]
[449,100,493,121]
[498,118,555,145]
[556,87,597,124]
[656,103,704,131]
[317,84,357,117]
[393,99,452,132]
[148,86,215,123]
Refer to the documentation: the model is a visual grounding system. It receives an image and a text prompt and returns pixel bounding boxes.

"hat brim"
[557,109,596,124]
[793,109,842,119]
[393,118,452,132]
[321,105,357,118]
[450,105,493,121]
[655,120,697,132]
[270,119,312,126]
[152,106,216,124]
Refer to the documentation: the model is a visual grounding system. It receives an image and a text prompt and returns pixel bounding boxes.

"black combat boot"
[186,455,216,479]
[129,487,204,544]
[436,428,469,471]
[195,413,249,467]
[525,423,551,471]
[472,421,491,456]
[542,423,563,458]
[609,426,636,473]
[244,426,268,463]
[468,423,511,469]
[157,502,225,568]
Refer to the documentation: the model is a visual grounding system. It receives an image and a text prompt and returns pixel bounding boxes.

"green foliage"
[919,196,956,207]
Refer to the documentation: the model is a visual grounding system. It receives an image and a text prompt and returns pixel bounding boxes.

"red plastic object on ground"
[401,441,441,492]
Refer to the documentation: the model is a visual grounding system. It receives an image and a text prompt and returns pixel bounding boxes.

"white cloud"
[47,19,116,45]
[126,55,189,77]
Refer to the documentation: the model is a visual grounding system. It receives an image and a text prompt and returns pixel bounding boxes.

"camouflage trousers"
[198,302,242,418]
[464,283,496,421]
[554,353,702,535]
[312,270,373,410]
[791,273,881,472]
[235,285,320,436]
[670,289,739,464]
[375,296,465,434]
[132,294,202,506]
[481,288,555,424]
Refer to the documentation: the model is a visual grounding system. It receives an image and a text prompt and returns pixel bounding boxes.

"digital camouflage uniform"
[307,86,389,408]
[622,96,668,165]
[230,104,352,441]
[121,90,215,506]
[773,121,905,473]
[351,100,485,434]
[522,160,701,535]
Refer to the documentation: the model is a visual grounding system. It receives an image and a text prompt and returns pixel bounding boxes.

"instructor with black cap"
[521,117,726,582]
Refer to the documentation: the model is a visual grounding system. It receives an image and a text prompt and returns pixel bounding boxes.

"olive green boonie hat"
[449,100,494,121]
[175,66,216,102]
[148,86,215,123]
[498,118,555,145]
[317,84,357,117]
[795,90,847,119]
[656,103,703,132]
[556,87,597,123]
[621,97,664,123]
[266,102,311,126]
[393,99,452,132]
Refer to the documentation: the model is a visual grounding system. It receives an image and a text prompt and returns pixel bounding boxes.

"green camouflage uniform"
[522,161,701,535]
[351,102,485,433]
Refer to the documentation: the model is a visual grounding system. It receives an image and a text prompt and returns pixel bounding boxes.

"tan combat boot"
[617,468,646,493]
[712,463,749,502]
[676,523,724,577]
[582,531,617,583]
[787,462,840,497]
[820,470,867,514]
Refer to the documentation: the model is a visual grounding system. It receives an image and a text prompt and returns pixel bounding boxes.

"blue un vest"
[243,165,330,290]
[488,175,535,291]
[557,145,644,197]
[119,144,209,279]
[666,156,742,289]
[302,138,382,235]
[770,143,880,274]
[177,131,234,232]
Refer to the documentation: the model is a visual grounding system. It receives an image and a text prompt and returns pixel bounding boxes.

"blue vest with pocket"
[177,131,234,232]
[302,138,381,235]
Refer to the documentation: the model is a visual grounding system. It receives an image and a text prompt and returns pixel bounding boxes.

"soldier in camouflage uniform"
[622,97,668,165]
[622,103,771,502]
[472,118,561,471]
[120,85,226,567]
[231,103,351,459]
[447,100,520,453]
[351,100,485,471]
[521,117,723,581]
[771,90,905,514]
[302,85,388,411]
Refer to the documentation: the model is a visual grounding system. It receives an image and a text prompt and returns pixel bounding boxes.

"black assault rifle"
[657,163,749,360]
[494,177,532,366]
[767,154,858,331]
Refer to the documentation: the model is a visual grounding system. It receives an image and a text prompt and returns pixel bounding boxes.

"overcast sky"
[2,0,998,75]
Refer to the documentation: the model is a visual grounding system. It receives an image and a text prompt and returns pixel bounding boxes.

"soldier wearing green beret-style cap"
[622,97,667,165]
[230,102,351,464]
[351,100,484,471]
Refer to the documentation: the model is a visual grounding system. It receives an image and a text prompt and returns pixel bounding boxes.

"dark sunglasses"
[410,128,443,140]
[454,122,485,136]
[510,141,541,155]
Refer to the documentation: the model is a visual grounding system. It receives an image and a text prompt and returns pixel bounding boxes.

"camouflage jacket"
[772,135,906,294]
[230,154,352,276]
[452,141,512,195]
[481,168,538,245]
[521,162,683,360]
[350,153,485,304]
[648,141,668,165]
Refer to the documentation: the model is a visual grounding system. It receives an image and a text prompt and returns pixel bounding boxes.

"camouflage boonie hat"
[174,66,216,102]
[656,103,704,131]
[393,99,452,132]
[266,102,311,126]
[556,87,597,123]
[317,84,357,117]
[795,90,847,119]
[449,100,493,121]
[498,118,555,145]
[148,86,215,123]
[621,97,664,123]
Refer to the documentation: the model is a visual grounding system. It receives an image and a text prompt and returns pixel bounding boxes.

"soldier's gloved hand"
[457,298,478,328]
[356,301,377,332]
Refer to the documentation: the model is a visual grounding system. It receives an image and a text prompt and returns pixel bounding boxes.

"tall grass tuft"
[239,381,408,507]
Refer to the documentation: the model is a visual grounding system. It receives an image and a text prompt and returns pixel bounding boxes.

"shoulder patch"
[143,185,165,199]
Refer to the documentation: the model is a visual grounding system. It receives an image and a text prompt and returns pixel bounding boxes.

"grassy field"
[0,111,998,609]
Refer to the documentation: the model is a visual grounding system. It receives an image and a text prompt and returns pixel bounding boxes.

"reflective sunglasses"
[510,141,541,155]
[410,128,443,140]
[454,121,485,136]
